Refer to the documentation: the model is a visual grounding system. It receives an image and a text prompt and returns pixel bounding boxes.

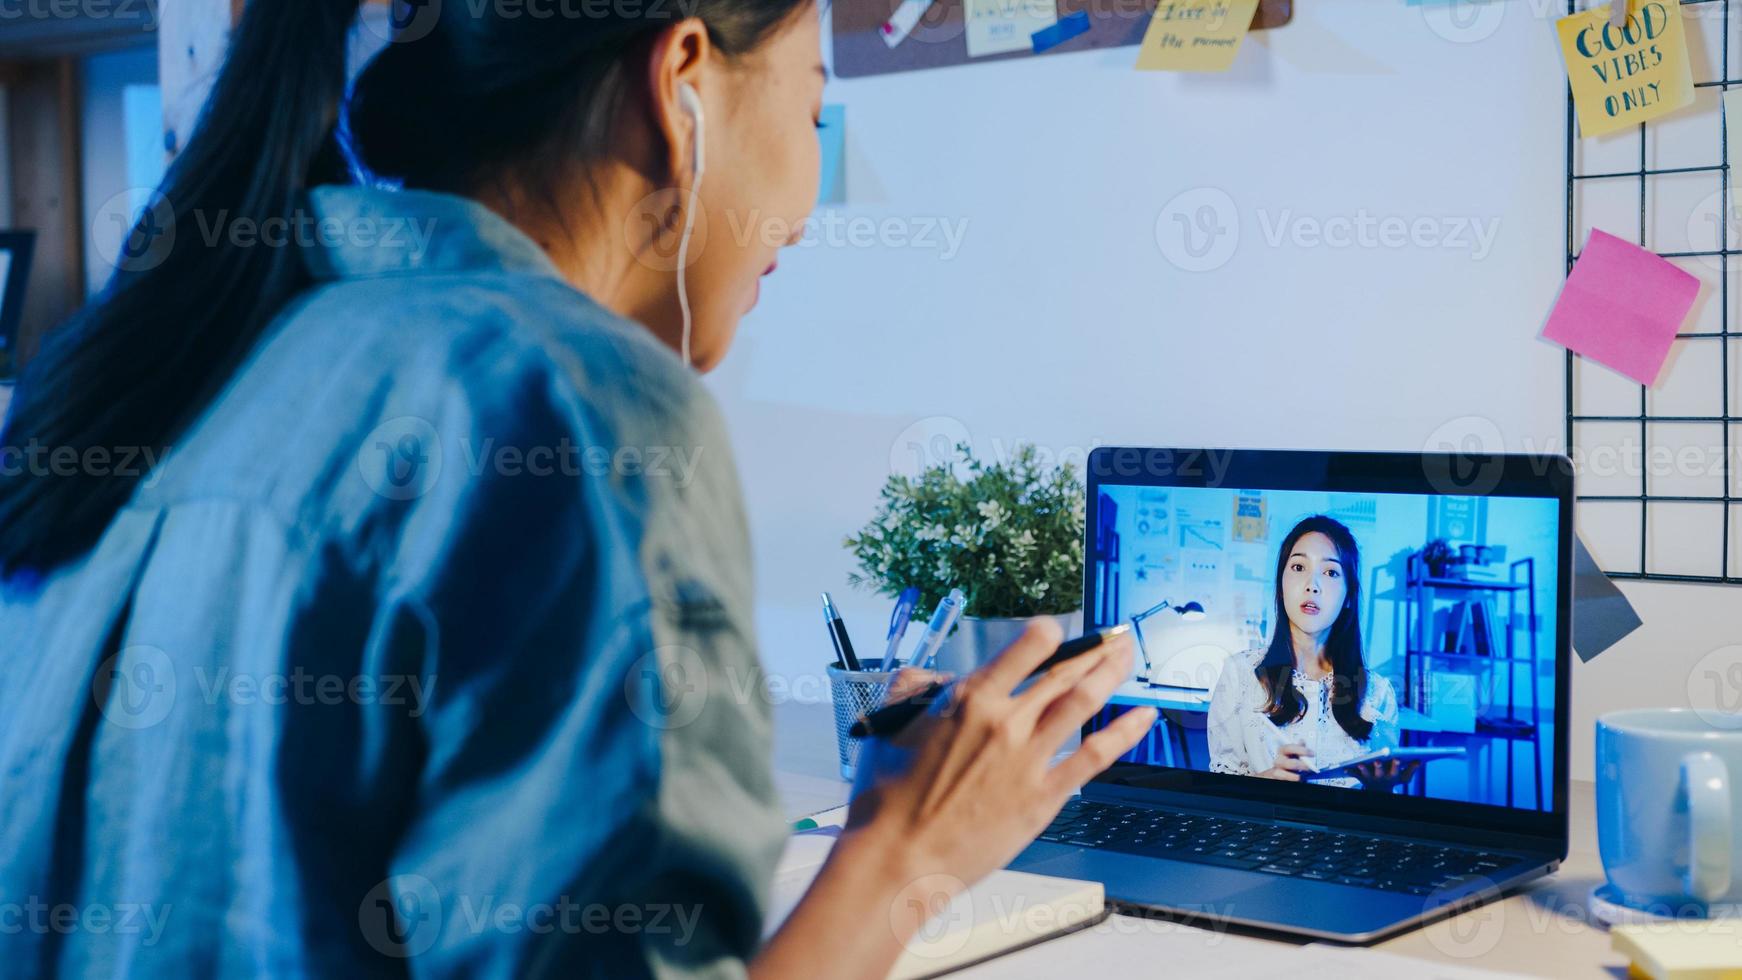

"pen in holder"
[825,658,899,781]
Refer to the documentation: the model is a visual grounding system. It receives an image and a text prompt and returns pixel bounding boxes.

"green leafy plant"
[1422,538,1457,578]
[844,443,1084,618]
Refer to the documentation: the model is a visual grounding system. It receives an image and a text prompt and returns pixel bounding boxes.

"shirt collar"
[301,184,563,282]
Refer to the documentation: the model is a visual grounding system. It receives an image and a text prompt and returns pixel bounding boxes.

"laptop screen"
[1082,449,1570,826]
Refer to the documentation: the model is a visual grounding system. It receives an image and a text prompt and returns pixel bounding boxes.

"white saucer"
[1590,883,1742,928]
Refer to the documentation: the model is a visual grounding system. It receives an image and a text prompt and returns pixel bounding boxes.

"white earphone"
[675,82,705,369]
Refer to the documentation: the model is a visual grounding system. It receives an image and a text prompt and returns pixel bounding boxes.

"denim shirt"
[0,186,785,978]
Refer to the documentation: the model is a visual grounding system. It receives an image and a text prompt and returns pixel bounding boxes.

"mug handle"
[1683,751,1733,903]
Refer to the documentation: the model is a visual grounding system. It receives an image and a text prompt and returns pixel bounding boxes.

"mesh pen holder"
[826,658,899,782]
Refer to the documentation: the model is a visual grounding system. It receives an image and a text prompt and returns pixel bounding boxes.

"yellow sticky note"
[1612,920,1742,980]
[1557,0,1695,138]
[1135,0,1260,73]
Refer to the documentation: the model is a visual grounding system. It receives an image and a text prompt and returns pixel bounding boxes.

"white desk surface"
[772,700,1623,979]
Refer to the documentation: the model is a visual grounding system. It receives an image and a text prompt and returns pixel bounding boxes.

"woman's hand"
[1258,743,1315,781]
[847,618,1156,889]
[886,666,951,702]
[1352,759,1420,792]
[754,619,1155,980]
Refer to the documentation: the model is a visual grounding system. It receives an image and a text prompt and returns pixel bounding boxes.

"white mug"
[1596,708,1742,913]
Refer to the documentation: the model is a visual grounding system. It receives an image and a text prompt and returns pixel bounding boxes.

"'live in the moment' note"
[1135,0,1260,73]
[1556,1,1694,138]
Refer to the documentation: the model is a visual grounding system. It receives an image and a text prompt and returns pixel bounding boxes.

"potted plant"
[844,443,1084,674]
[1422,538,1457,579]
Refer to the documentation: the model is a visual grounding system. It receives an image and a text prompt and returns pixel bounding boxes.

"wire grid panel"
[1566,0,1742,583]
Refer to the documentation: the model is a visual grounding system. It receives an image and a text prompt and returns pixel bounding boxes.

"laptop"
[1009,447,1573,943]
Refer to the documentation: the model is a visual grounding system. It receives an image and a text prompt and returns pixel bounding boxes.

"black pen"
[848,623,1131,739]
[822,592,862,671]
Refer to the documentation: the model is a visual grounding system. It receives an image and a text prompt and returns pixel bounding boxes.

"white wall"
[706,0,1742,782]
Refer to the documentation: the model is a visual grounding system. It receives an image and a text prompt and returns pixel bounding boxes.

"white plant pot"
[932,610,1085,677]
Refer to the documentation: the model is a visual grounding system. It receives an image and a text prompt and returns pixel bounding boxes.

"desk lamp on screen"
[1130,598,1206,687]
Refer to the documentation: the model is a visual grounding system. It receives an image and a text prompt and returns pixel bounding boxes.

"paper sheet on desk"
[953,918,1533,977]
[767,826,1105,979]
[1279,945,1534,979]
[764,827,842,939]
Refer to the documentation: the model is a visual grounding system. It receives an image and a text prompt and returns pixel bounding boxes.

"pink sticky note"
[1543,230,1701,387]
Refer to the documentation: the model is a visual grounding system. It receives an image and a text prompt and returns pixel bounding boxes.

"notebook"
[1611,920,1742,980]
[765,827,1107,980]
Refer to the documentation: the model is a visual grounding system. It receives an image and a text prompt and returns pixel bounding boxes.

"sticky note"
[1572,534,1641,663]
[1542,229,1701,386]
[1556,1,1695,139]
[1613,920,1742,980]
[1727,89,1742,197]
[1136,0,1261,72]
[1030,9,1089,53]
[965,0,1058,58]
[816,104,845,206]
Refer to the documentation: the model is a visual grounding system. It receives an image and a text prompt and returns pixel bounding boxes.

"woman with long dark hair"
[0,3,1155,975]
[1206,515,1413,791]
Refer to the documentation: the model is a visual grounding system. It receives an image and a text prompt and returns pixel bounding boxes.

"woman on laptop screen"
[1206,516,1417,791]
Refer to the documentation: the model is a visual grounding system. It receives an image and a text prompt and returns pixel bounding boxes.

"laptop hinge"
[1080,783,1562,856]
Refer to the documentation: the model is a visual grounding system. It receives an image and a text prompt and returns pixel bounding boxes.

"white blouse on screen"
[1205,648,1400,790]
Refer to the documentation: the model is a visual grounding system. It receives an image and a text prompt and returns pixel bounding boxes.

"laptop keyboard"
[1037,799,1519,896]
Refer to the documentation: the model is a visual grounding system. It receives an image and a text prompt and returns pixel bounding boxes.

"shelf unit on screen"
[1402,553,1544,811]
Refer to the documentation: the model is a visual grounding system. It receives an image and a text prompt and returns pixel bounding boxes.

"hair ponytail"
[0,0,364,574]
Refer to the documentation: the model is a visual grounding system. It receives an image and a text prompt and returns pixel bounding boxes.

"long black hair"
[0,0,811,575]
[1255,515,1371,741]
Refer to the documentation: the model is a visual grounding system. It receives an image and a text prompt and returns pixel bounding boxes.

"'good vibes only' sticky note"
[1557,1,1695,138]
